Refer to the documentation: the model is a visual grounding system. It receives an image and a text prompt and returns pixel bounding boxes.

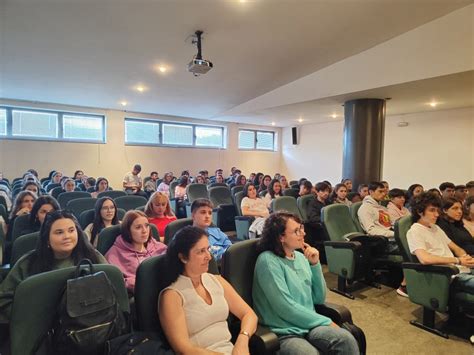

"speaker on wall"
[292,127,298,145]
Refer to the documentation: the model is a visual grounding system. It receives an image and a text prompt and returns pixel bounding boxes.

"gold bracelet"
[239,331,250,338]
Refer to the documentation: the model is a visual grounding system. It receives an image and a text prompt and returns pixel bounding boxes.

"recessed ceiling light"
[298,118,303,123]
[158,66,167,73]
[271,122,276,126]
[120,101,128,107]
[136,86,145,93]
[429,101,438,107]
[331,114,337,119]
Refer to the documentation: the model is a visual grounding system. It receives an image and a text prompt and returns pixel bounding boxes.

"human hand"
[303,243,319,265]
[232,335,250,355]
[459,255,474,267]
[329,322,340,328]
[16,207,31,216]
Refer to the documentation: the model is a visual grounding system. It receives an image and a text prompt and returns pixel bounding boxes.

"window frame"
[0,105,106,143]
[124,117,226,149]
[238,128,276,151]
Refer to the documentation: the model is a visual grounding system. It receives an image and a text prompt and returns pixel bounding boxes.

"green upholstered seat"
[114,195,148,212]
[272,196,302,220]
[57,191,91,209]
[297,194,316,222]
[66,197,97,219]
[97,190,127,199]
[163,218,193,245]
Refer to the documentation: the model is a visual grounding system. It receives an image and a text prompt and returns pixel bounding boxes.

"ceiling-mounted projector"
[188,30,213,76]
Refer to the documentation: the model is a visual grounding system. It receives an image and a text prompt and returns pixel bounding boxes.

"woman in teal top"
[253,211,359,355]
[0,210,106,323]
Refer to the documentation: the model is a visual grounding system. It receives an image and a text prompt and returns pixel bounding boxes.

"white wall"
[0,99,282,188]
[281,107,474,188]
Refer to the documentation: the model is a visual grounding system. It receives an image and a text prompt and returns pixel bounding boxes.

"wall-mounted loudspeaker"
[292,127,298,145]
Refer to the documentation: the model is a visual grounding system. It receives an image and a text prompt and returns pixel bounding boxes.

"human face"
[336,186,347,200]
[299,185,309,196]
[182,236,211,276]
[359,187,369,198]
[21,194,35,211]
[455,189,467,201]
[263,176,271,187]
[151,173,158,181]
[392,196,405,209]
[196,176,204,184]
[247,185,257,199]
[273,182,281,195]
[344,180,353,191]
[280,176,287,187]
[130,216,150,246]
[442,188,455,199]
[100,199,116,222]
[49,218,78,259]
[370,187,386,202]
[165,173,173,183]
[192,206,212,229]
[37,203,54,225]
[53,173,62,183]
[75,171,84,179]
[444,202,463,222]
[98,179,108,192]
[152,197,168,217]
[25,184,39,195]
[419,205,439,227]
[382,182,389,191]
[279,218,305,254]
[316,189,330,201]
[258,175,263,184]
[216,175,224,183]
[469,203,474,218]
[132,168,140,176]
[239,176,247,185]
[413,186,423,197]
[65,181,75,192]
[249,173,255,181]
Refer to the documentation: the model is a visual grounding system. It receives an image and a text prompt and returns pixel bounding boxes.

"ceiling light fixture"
[429,101,438,107]
[120,101,128,107]
[331,114,337,119]
[271,122,276,126]
[158,66,167,73]
[298,118,303,123]
[135,86,146,93]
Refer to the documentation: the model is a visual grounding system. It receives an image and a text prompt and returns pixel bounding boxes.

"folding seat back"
[233,191,254,241]
[297,194,316,222]
[66,197,97,219]
[208,187,235,232]
[164,218,193,245]
[186,183,208,203]
[135,254,218,333]
[208,182,228,189]
[169,181,179,199]
[97,190,127,199]
[11,232,39,266]
[208,186,232,206]
[282,188,299,198]
[50,186,65,199]
[230,185,243,197]
[57,191,91,209]
[394,215,416,262]
[0,204,7,224]
[10,264,130,355]
[258,190,267,198]
[234,191,245,216]
[349,202,365,233]
[97,223,159,255]
[289,180,298,186]
[11,214,34,243]
[114,195,148,212]
[322,204,358,242]
[272,196,302,219]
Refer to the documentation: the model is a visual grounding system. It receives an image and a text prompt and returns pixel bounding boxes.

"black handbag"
[106,332,174,355]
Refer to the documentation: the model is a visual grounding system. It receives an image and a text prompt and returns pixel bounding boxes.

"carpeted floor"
[323,267,473,354]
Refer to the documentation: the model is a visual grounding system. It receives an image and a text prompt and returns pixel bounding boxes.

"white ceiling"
[0,0,473,126]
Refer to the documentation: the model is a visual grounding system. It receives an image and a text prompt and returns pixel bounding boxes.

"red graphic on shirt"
[378,210,391,228]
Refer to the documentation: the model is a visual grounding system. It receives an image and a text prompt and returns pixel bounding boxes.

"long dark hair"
[162,226,208,288]
[9,190,37,220]
[257,211,301,258]
[242,182,256,199]
[440,197,463,223]
[28,195,60,228]
[28,210,100,275]
[267,179,281,199]
[91,197,119,245]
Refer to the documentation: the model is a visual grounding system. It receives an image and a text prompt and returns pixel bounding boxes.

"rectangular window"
[195,126,223,147]
[63,114,104,141]
[0,106,105,143]
[0,109,6,136]
[125,119,160,145]
[12,110,58,138]
[238,129,275,151]
[162,123,193,146]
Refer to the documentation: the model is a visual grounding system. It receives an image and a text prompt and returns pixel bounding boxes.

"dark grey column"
[342,99,386,189]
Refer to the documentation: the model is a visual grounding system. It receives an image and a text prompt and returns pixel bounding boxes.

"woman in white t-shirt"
[241,182,269,238]
[263,179,282,210]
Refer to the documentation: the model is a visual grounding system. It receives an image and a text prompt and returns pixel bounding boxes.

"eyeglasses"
[101,206,116,211]
[292,224,305,236]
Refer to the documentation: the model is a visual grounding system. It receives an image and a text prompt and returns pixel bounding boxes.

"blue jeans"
[277,326,359,355]
[454,271,474,295]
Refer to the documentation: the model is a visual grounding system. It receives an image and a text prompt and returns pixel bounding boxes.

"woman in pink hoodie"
[106,210,167,293]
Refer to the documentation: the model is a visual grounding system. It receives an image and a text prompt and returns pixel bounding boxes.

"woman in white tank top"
[159,226,257,354]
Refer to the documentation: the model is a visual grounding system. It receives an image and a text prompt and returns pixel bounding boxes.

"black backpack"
[50,259,129,355]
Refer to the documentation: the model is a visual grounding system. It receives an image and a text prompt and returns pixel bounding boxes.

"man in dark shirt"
[305,182,331,253]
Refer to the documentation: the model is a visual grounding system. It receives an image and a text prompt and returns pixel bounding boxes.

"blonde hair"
[144,192,175,218]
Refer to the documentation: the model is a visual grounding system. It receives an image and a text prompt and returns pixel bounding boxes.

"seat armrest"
[402,262,460,276]
[235,216,255,222]
[315,303,353,325]
[324,241,362,250]
[250,324,280,355]
[343,232,367,240]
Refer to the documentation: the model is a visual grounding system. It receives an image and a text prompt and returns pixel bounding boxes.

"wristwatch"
[239,331,250,338]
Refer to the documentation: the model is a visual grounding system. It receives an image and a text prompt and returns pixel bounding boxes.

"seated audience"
[123,164,146,197]
[25,195,61,235]
[61,177,76,193]
[347,192,362,204]
[279,175,290,190]
[357,184,369,199]
[253,212,359,355]
[235,174,247,186]
[105,210,167,293]
[215,174,225,184]
[253,173,264,189]
[84,197,120,247]
[174,175,189,218]
[306,182,331,246]
[263,179,282,209]
[241,182,270,238]
[144,171,159,195]
[455,185,468,203]
[194,174,205,184]
[21,181,42,196]
[46,171,63,189]
[427,188,442,198]
[406,184,424,209]
[7,191,37,240]
[439,182,455,199]
[407,192,474,295]
[73,170,84,180]
[299,180,313,197]
[342,178,353,192]
[387,188,410,223]
[467,181,474,198]
[159,226,257,354]
[258,175,272,195]
[436,198,474,255]
[248,172,256,184]
[91,177,109,198]
[463,196,474,237]
[157,172,174,197]
[145,192,177,242]
[191,199,232,261]
[328,183,351,206]
[0,210,106,322]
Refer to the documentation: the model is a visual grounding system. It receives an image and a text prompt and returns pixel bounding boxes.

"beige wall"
[281,107,474,188]
[0,99,282,188]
